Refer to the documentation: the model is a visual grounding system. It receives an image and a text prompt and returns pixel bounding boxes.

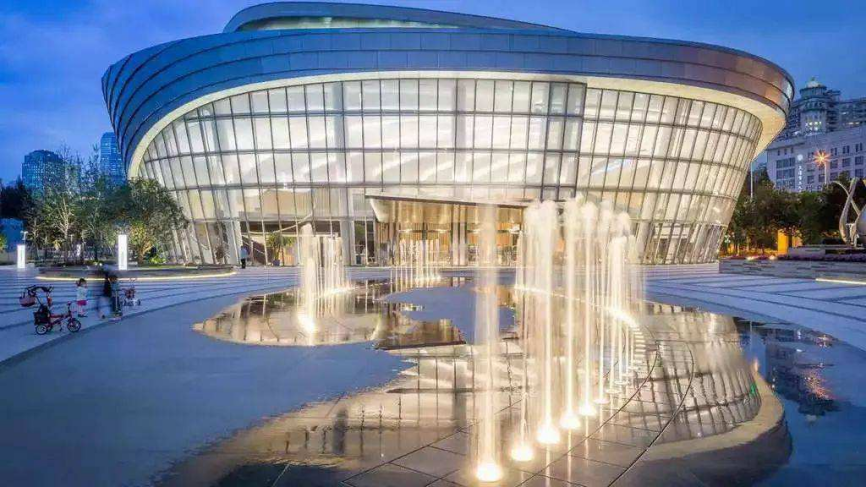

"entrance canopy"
[365,188,528,225]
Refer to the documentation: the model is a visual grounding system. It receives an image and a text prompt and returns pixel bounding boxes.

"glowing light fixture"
[117,234,128,271]
[17,244,26,269]
[509,443,534,462]
[475,462,503,483]
[536,423,561,445]
[814,151,829,166]
[560,412,581,430]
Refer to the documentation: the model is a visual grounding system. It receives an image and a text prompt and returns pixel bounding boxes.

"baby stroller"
[20,285,81,335]
[121,278,141,308]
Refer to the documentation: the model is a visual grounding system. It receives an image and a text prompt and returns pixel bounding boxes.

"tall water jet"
[297,224,350,342]
[474,205,502,482]
[511,231,535,462]
[560,197,582,430]
[595,201,613,405]
[579,202,598,416]
[392,239,442,289]
[522,201,561,445]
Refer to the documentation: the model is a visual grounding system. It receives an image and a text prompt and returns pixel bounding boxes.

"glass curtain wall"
[137,76,761,265]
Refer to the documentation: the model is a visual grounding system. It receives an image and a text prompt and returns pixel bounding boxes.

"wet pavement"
[3,270,860,486]
[153,275,859,487]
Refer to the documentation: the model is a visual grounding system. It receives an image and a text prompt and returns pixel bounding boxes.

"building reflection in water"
[169,289,788,487]
[193,279,466,348]
[737,318,838,417]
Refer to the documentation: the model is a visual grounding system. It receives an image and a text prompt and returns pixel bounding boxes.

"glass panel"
[419,79,437,111]
[566,84,585,115]
[400,80,419,110]
[475,80,495,112]
[275,153,292,183]
[343,82,361,111]
[234,118,254,151]
[437,152,454,182]
[287,86,306,112]
[400,115,418,148]
[347,152,363,183]
[362,80,380,110]
[381,80,399,110]
[292,153,310,183]
[311,153,328,182]
[251,91,269,114]
[457,80,475,111]
[513,82,531,113]
[530,83,549,114]
[231,94,250,115]
[494,81,513,112]
[549,83,567,115]
[254,117,272,150]
[324,83,342,111]
[269,89,287,113]
[306,84,325,112]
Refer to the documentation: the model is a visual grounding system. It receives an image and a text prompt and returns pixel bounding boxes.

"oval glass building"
[103,2,792,265]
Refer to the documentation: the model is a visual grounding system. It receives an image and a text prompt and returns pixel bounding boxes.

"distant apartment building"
[766,126,866,191]
[765,78,866,192]
[99,132,126,185]
[21,150,67,193]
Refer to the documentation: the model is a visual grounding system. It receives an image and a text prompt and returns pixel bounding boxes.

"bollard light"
[17,244,26,269]
[117,234,128,271]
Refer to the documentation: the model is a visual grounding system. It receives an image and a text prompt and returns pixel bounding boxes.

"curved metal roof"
[103,2,795,176]
[223,2,567,33]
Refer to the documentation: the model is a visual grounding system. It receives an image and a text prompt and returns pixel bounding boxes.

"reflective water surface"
[193,279,467,349]
[167,278,865,487]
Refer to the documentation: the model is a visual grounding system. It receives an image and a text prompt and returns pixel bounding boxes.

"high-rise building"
[103,2,790,265]
[780,78,866,139]
[21,150,67,194]
[99,132,126,185]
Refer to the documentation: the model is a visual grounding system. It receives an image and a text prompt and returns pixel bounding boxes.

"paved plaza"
[643,263,866,352]
[0,264,865,486]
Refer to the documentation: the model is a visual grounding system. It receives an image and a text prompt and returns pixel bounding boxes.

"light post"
[117,234,128,271]
[17,230,28,270]
[815,150,830,186]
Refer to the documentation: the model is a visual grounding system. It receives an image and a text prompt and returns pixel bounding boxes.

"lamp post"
[17,244,26,269]
[117,234,128,271]
[17,230,28,270]
[815,151,830,186]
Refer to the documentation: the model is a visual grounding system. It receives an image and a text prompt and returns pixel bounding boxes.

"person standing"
[110,275,122,321]
[99,273,112,319]
[75,278,88,317]
[239,245,249,269]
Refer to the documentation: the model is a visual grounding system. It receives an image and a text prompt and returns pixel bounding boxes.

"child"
[75,278,88,317]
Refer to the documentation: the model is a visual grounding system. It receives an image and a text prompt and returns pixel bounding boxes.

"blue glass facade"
[22,150,66,194]
[99,132,126,186]
[103,2,793,265]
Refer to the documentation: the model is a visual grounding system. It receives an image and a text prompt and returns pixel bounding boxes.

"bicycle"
[35,301,82,335]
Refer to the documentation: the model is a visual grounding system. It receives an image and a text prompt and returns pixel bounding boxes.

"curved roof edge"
[223,1,568,33]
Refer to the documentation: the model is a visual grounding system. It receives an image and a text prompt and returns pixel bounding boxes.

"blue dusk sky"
[0,0,864,182]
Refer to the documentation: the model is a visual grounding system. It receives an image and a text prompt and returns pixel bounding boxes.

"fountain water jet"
[474,205,503,482]
[297,224,351,343]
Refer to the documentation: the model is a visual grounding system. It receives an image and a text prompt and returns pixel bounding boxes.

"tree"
[795,191,826,245]
[0,179,34,222]
[114,179,187,261]
[29,187,80,260]
[76,146,118,261]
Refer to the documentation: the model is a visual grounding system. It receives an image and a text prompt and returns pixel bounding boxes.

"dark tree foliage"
[0,179,34,222]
